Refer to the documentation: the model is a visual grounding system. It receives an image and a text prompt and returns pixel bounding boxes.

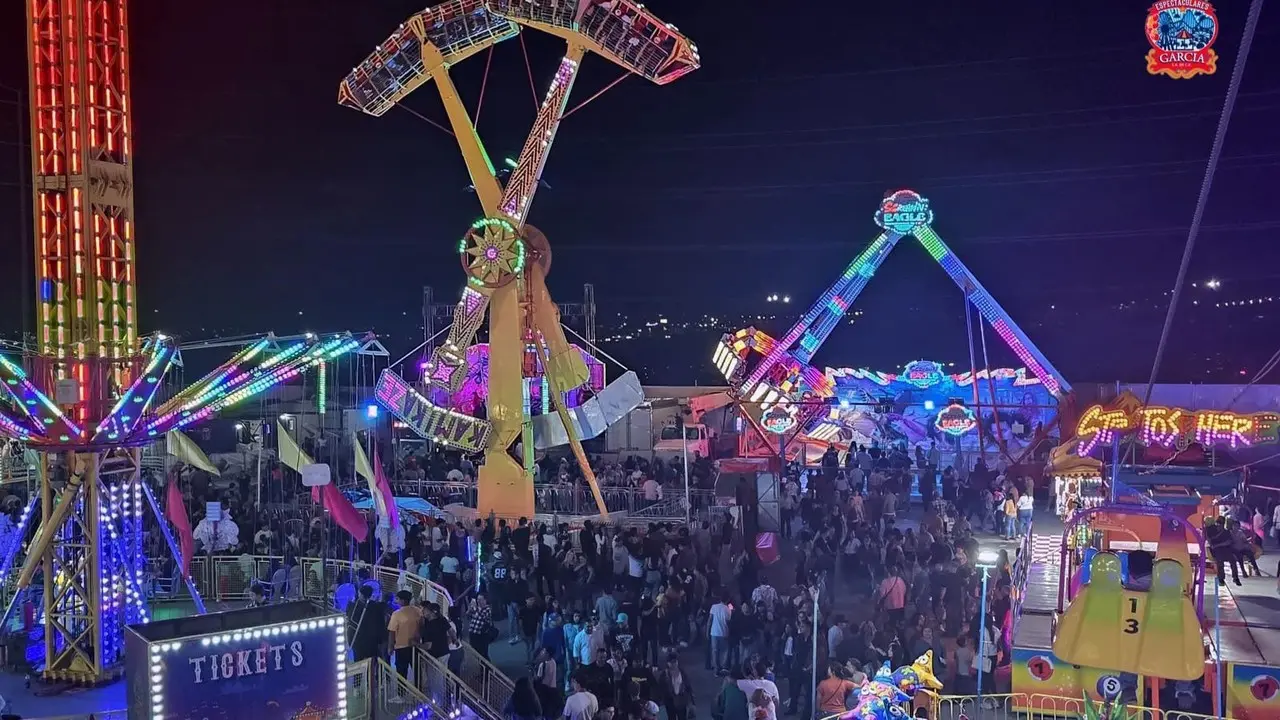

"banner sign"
[1075,402,1280,455]
[374,370,491,453]
[153,617,345,719]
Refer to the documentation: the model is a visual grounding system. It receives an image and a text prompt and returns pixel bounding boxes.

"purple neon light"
[0,411,33,439]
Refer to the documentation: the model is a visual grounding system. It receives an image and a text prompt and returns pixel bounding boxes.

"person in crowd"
[388,589,423,680]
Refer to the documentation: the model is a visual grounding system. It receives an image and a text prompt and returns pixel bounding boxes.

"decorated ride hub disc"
[460,217,526,288]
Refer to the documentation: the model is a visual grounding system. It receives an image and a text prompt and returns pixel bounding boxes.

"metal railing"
[404,480,719,517]
[149,554,453,611]
[411,645,509,720]
[924,693,1230,720]
[373,655,433,720]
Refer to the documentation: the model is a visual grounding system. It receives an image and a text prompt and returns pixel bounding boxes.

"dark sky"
[2,1,1279,384]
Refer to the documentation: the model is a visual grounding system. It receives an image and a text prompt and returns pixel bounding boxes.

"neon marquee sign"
[875,189,934,235]
[1075,403,1280,455]
[935,403,978,436]
[900,360,945,389]
[761,404,799,434]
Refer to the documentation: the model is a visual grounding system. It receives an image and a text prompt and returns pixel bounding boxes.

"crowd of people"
[313,440,1041,720]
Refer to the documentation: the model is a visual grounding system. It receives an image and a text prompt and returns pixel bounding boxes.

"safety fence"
[922,693,1229,720]
[147,553,516,718]
[148,554,454,611]
[410,645,512,720]
[394,480,720,518]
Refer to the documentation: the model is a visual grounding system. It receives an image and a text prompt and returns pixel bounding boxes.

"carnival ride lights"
[1074,401,1280,456]
[145,616,350,720]
[340,0,698,517]
[11,0,369,684]
[713,190,1070,442]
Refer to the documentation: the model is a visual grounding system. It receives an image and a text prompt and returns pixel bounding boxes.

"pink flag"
[372,451,400,529]
[165,472,195,577]
[318,482,369,543]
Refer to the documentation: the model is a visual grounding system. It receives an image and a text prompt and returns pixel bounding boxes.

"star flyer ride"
[711,190,1070,461]
[339,0,698,517]
[4,0,365,684]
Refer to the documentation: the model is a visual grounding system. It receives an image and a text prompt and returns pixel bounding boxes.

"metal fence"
[410,645,511,720]
[149,554,453,611]
[925,693,1228,720]
[404,480,719,517]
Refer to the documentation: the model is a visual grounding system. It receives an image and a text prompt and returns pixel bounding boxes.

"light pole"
[975,549,1000,708]
[810,579,821,718]
[682,423,690,525]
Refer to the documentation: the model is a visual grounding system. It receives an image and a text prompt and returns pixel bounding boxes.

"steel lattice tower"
[28,0,137,372]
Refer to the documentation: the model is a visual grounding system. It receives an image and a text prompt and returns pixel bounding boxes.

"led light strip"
[0,354,73,436]
[154,338,270,416]
[0,411,34,440]
[147,615,348,720]
[146,338,361,436]
[0,496,39,581]
[93,341,174,442]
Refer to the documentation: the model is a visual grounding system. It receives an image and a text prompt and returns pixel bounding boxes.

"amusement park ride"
[340,0,699,517]
[712,189,1072,460]
[0,0,367,684]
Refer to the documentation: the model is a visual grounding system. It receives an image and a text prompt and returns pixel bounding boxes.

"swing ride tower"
[340,0,699,518]
[2,0,365,684]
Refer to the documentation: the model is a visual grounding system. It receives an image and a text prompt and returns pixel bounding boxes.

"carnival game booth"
[125,600,347,720]
[1047,439,1105,519]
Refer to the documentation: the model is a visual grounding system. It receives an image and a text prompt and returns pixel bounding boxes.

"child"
[749,688,771,720]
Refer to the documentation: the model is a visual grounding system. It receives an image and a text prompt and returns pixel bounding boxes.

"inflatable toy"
[841,651,943,720]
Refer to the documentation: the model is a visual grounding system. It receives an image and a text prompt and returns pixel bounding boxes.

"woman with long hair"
[507,676,545,720]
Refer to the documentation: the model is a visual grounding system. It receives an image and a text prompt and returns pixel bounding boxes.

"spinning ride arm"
[739,232,902,395]
[501,48,585,222]
[913,225,1071,397]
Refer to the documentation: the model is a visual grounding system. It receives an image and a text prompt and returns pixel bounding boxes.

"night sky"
[2,1,1279,385]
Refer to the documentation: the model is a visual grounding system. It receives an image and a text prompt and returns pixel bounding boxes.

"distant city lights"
[766,294,790,303]
[1205,278,1221,289]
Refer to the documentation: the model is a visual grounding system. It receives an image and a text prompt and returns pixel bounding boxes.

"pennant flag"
[318,482,369,543]
[371,449,400,529]
[353,441,385,518]
[277,422,367,541]
[165,471,195,577]
[353,439,375,483]
[276,420,314,472]
[166,430,221,476]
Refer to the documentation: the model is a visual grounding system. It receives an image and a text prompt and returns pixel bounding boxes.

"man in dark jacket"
[348,584,388,662]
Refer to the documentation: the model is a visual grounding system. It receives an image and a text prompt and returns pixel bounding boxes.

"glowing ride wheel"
[460,217,526,288]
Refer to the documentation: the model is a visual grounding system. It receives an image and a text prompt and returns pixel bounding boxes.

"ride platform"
[1207,576,1280,716]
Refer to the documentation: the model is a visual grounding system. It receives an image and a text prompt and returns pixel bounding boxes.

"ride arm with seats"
[1054,551,1203,681]
[338,1,519,117]
[500,44,587,223]
[486,0,699,84]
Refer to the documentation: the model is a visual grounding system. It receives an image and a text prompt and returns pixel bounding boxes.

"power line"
[572,89,1280,143]
[558,151,1280,196]
[622,101,1280,153]
[685,43,1141,86]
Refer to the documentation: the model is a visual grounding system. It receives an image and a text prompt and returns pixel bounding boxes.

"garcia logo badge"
[1145,1,1219,78]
